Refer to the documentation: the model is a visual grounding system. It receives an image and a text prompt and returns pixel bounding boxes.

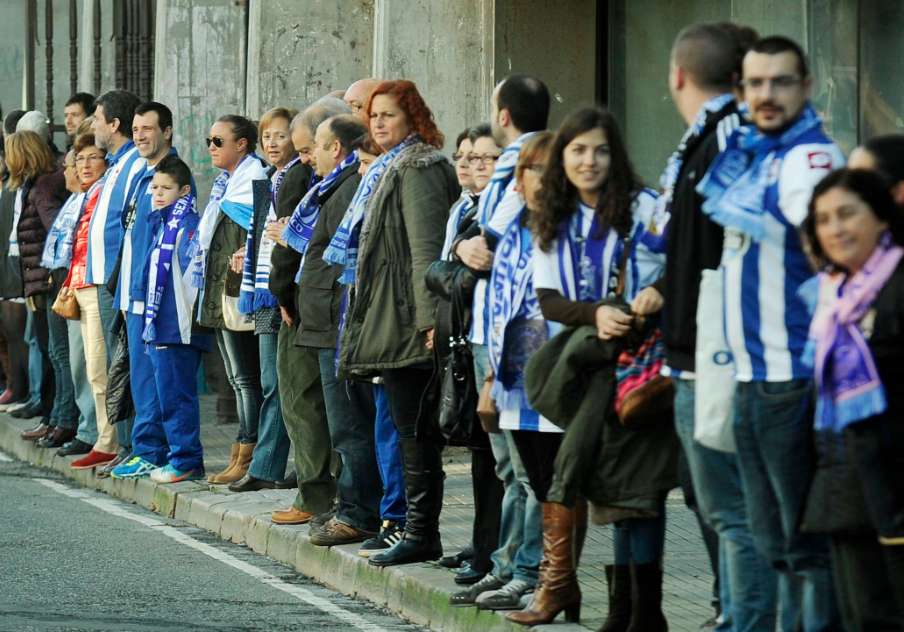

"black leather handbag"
[436,267,478,446]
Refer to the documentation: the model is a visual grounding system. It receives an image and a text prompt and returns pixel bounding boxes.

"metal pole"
[45,0,54,127]
[69,0,77,96]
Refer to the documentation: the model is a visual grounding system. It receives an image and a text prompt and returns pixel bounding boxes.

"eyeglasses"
[467,153,501,166]
[205,136,226,148]
[452,152,466,162]
[75,154,105,164]
[738,75,803,92]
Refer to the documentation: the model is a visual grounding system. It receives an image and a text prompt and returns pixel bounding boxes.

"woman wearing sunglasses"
[193,115,270,485]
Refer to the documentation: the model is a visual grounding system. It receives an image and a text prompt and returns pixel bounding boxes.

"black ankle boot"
[368,532,442,566]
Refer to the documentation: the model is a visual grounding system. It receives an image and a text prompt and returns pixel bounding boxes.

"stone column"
[154,0,249,203]
[245,0,375,118]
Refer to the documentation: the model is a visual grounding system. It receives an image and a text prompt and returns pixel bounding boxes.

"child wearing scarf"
[141,156,212,484]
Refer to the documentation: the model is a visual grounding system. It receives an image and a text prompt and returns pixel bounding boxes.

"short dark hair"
[804,168,904,268]
[497,74,550,133]
[746,35,809,78]
[155,154,192,190]
[454,127,470,149]
[326,114,368,155]
[673,22,754,90]
[862,135,904,184]
[467,123,493,144]
[93,90,141,138]
[3,109,26,136]
[65,92,96,116]
[134,101,173,132]
[217,114,257,153]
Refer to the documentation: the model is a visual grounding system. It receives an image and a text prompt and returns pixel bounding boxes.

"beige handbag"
[221,293,254,332]
[52,286,81,320]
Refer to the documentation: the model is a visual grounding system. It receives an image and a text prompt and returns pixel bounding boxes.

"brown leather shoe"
[309,517,376,546]
[506,502,581,626]
[271,506,314,525]
[37,426,76,448]
[20,423,52,441]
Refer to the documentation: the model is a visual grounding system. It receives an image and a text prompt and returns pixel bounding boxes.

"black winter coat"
[802,259,904,540]
[17,169,67,297]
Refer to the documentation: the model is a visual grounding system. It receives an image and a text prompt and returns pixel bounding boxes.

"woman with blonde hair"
[4,130,70,440]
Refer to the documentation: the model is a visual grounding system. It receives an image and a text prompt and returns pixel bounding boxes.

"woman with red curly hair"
[333,79,460,566]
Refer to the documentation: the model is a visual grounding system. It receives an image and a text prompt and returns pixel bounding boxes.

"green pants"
[277,324,335,514]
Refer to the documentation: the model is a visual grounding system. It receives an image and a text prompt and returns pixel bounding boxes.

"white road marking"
[0,452,12,462]
[35,478,388,632]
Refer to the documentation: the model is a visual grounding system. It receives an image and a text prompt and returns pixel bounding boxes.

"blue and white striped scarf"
[189,153,268,289]
[323,135,418,285]
[41,190,86,270]
[238,157,300,313]
[143,194,195,341]
[477,132,534,232]
[697,104,822,241]
[283,152,358,256]
[441,191,476,259]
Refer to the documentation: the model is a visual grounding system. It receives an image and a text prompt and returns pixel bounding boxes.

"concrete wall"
[373,0,494,149]
[245,0,375,119]
[154,0,249,203]
[494,0,597,130]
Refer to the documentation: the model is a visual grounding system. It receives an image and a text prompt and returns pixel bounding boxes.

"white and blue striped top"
[719,139,844,382]
[85,141,145,285]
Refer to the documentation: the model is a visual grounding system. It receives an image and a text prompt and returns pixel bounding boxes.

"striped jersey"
[85,141,145,285]
[720,134,844,382]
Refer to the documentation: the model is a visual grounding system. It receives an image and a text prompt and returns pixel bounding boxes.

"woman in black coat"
[802,168,904,630]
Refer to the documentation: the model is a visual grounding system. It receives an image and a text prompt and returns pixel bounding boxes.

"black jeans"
[831,533,904,631]
[319,348,381,531]
[470,446,503,574]
[510,429,564,502]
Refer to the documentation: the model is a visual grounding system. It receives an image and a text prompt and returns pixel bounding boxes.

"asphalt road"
[0,453,425,632]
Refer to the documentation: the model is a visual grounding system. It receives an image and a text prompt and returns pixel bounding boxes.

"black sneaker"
[357,520,403,558]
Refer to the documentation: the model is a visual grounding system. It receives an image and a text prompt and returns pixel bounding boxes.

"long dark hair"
[532,107,640,252]
[804,168,904,269]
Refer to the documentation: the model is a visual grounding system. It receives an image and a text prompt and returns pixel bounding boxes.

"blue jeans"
[68,319,97,445]
[247,333,289,481]
[45,283,78,428]
[216,329,262,444]
[24,310,43,406]
[319,348,381,531]
[147,344,204,472]
[674,378,778,632]
[473,343,541,585]
[373,383,406,524]
[96,285,132,449]
[613,504,666,565]
[127,313,167,465]
[733,380,839,632]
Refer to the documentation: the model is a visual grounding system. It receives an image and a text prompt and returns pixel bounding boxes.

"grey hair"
[296,97,351,137]
[16,111,50,143]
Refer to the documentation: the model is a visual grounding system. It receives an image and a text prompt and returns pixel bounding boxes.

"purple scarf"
[810,233,904,433]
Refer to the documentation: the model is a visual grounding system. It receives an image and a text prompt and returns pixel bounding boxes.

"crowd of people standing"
[0,20,902,632]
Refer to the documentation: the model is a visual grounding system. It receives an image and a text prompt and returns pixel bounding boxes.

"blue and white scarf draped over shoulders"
[189,153,268,289]
[441,191,476,259]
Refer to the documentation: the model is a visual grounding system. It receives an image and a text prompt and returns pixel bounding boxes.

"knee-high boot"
[598,564,632,632]
[574,496,588,565]
[626,560,668,632]
[369,436,443,566]
[506,502,581,626]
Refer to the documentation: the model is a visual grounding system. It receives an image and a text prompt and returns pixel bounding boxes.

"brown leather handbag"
[51,286,80,320]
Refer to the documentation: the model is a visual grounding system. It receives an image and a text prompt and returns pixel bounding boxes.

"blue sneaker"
[150,464,205,484]
[110,456,159,479]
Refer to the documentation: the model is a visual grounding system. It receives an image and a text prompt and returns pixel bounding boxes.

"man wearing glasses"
[697,36,844,630]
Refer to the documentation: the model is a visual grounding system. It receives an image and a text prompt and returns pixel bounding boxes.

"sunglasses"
[205,136,227,148]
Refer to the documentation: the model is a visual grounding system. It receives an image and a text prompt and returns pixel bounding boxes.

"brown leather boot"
[506,502,581,626]
[223,441,255,484]
[207,442,240,484]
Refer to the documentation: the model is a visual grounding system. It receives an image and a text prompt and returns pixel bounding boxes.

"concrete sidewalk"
[1,395,717,632]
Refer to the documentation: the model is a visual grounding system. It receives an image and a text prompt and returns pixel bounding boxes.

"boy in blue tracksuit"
[136,155,212,483]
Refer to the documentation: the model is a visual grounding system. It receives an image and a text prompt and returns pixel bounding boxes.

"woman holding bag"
[194,114,270,485]
[507,108,677,630]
